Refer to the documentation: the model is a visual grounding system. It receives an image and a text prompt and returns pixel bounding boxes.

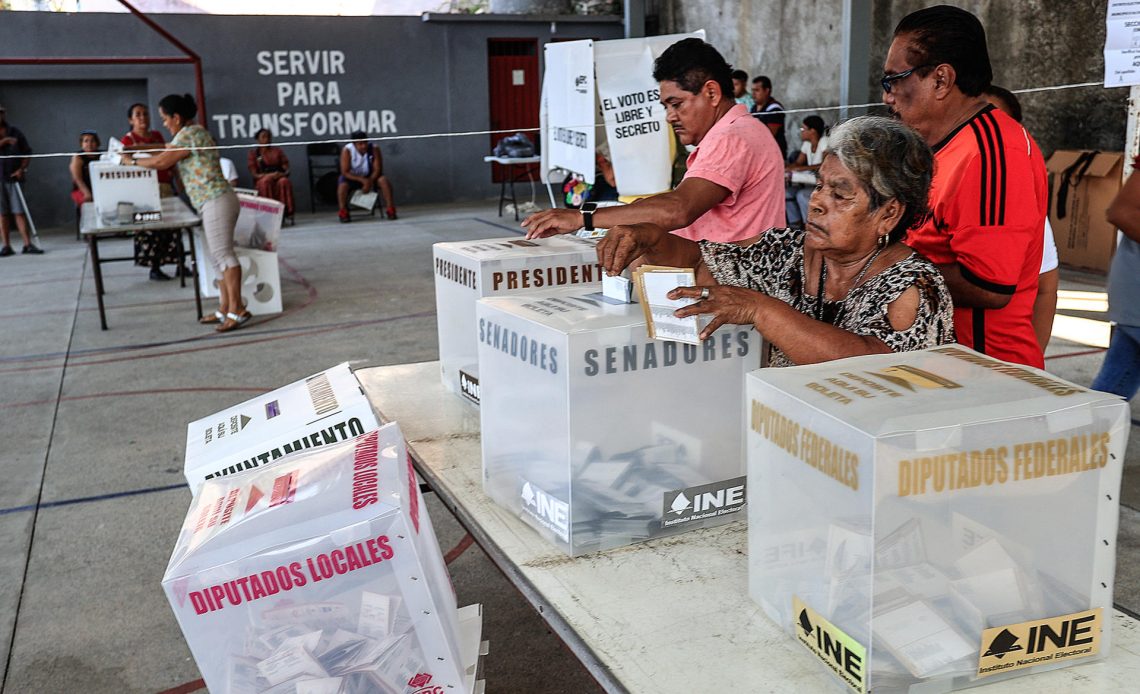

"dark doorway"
[487,38,539,184]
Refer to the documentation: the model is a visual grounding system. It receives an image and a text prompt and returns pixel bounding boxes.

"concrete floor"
[0,201,1137,693]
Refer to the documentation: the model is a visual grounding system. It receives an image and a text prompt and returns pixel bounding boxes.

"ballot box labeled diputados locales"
[164,423,484,694]
[746,346,1127,693]
[433,235,601,404]
[184,363,380,495]
[478,291,761,556]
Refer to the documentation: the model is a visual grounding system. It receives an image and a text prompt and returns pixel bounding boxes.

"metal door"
[487,38,539,183]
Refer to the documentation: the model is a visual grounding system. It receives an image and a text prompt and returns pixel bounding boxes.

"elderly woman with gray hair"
[597,115,954,367]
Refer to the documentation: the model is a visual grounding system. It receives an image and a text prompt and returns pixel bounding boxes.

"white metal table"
[79,197,203,330]
[483,155,541,221]
[355,361,1140,693]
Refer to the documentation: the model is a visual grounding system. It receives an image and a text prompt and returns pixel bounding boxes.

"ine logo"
[574,74,589,93]
[793,596,865,692]
[798,609,814,637]
[982,629,1023,659]
[867,365,962,392]
[520,479,569,543]
[661,476,746,528]
[458,369,480,405]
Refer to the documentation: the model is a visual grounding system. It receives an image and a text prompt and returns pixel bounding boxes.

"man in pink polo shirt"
[523,38,784,244]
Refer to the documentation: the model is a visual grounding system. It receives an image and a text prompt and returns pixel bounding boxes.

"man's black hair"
[652,38,734,101]
[731,69,748,82]
[752,75,772,91]
[350,130,367,140]
[983,84,1022,123]
[893,4,992,97]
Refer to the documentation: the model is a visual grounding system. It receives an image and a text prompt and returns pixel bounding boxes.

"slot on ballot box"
[746,346,1127,692]
[477,290,761,556]
[433,236,602,402]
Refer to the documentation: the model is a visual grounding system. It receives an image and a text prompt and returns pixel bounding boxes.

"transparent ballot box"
[184,362,380,494]
[434,236,601,403]
[164,424,482,694]
[478,291,761,556]
[746,346,1127,692]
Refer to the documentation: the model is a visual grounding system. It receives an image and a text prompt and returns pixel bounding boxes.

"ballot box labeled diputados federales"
[478,291,761,556]
[164,424,484,693]
[746,346,1127,693]
[184,363,380,494]
[433,235,601,403]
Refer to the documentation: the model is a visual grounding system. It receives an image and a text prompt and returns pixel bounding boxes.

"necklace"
[811,245,884,324]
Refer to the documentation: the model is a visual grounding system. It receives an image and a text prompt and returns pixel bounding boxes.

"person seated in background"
[563,142,619,208]
[982,84,1059,352]
[337,130,396,222]
[784,115,829,227]
[122,102,181,280]
[595,116,954,367]
[248,128,294,217]
[69,130,101,207]
[731,69,755,110]
[219,157,239,188]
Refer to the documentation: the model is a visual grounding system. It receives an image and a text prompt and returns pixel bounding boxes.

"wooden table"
[79,197,203,330]
[355,361,1140,694]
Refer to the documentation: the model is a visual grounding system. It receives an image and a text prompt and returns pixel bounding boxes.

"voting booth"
[477,291,760,556]
[184,363,380,494]
[195,192,285,315]
[164,424,484,694]
[433,236,602,402]
[541,32,703,197]
[88,161,161,223]
[746,346,1127,692]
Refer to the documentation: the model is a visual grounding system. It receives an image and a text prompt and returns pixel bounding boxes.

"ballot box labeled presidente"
[746,346,1127,692]
[433,235,602,403]
[163,423,483,693]
[478,290,760,556]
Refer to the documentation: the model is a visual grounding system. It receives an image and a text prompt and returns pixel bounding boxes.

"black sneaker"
[21,245,42,255]
[150,267,172,281]
[0,246,12,257]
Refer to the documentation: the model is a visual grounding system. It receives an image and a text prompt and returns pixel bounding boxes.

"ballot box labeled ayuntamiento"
[164,423,484,693]
[433,235,601,404]
[746,346,1127,693]
[184,363,380,494]
[478,291,761,556]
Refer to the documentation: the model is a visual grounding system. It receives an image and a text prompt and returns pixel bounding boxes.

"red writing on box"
[188,534,395,616]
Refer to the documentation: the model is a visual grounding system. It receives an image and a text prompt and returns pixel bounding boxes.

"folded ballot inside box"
[433,236,601,403]
[746,346,1127,692]
[164,424,483,694]
[184,363,380,494]
[477,290,761,556]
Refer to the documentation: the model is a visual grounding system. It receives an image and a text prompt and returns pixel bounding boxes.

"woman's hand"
[120,154,134,166]
[669,284,764,341]
[596,223,667,275]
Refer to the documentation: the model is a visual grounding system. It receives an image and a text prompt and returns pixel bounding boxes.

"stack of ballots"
[746,346,1127,692]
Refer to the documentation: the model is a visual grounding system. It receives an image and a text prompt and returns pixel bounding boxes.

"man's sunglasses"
[881,64,937,94]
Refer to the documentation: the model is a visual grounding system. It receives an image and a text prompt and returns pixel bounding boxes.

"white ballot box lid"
[479,291,646,334]
[183,362,379,491]
[434,235,595,261]
[748,346,1125,438]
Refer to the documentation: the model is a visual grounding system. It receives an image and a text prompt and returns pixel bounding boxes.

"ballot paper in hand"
[635,265,705,345]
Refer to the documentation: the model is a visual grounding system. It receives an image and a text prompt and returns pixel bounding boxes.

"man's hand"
[10,168,25,181]
[670,284,763,341]
[596,224,667,275]
[0,136,17,148]
[521,208,582,239]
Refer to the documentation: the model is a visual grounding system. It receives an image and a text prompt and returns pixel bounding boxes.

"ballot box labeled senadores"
[478,291,761,556]
[184,363,380,494]
[746,346,1127,693]
[164,424,484,694]
[433,235,601,403]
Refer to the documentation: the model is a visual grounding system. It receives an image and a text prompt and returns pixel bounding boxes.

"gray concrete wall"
[0,12,622,227]
[660,0,1125,160]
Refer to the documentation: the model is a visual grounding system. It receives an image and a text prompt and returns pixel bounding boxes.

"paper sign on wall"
[1106,0,1140,86]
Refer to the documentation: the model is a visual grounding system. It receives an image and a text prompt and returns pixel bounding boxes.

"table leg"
[172,229,187,288]
[185,227,203,320]
[508,164,519,221]
[498,176,506,217]
[89,235,108,330]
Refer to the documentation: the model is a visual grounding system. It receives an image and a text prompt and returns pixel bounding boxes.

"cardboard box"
[1047,150,1124,273]
[746,346,1127,691]
[193,236,283,316]
[477,290,761,556]
[433,236,601,403]
[184,363,380,494]
[164,424,483,693]
[89,161,161,223]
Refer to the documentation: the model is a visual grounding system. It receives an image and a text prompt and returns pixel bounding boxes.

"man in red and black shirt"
[883,6,1047,368]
